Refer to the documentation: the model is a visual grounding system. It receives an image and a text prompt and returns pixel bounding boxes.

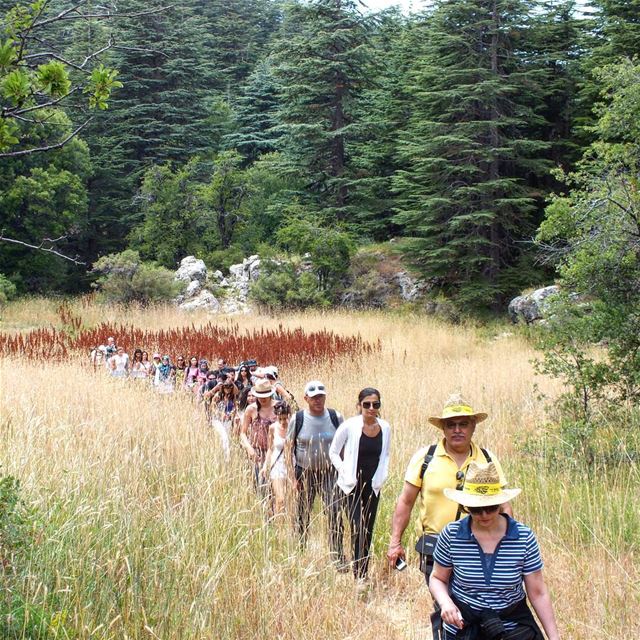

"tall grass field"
[1,298,638,639]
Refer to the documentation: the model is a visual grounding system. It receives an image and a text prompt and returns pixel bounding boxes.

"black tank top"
[357,429,382,484]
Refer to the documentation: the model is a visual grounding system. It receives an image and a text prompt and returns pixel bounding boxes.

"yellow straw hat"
[443,461,521,508]
[428,393,488,430]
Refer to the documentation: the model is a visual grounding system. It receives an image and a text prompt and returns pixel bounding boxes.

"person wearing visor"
[387,394,511,638]
[287,380,346,570]
[430,461,560,640]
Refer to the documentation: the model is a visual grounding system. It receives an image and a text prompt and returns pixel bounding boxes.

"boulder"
[175,256,207,284]
[508,285,560,324]
[395,271,429,302]
[229,263,244,279]
[178,290,220,313]
[249,258,261,281]
[185,280,201,298]
[212,270,224,282]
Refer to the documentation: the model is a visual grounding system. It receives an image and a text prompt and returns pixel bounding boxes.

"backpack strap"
[419,444,438,482]
[480,447,492,463]
[327,408,339,430]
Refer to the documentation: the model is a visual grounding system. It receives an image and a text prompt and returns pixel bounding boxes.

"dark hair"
[238,386,254,411]
[358,387,381,404]
[274,400,291,416]
[133,348,143,361]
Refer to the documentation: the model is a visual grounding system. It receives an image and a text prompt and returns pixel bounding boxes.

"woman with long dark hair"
[329,387,391,581]
[130,348,147,380]
[235,365,253,392]
[240,378,277,493]
[262,400,292,516]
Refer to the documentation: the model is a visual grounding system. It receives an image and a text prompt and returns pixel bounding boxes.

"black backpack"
[292,408,340,449]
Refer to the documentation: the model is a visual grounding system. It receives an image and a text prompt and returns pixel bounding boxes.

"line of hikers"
[236,376,560,640]
[90,339,560,639]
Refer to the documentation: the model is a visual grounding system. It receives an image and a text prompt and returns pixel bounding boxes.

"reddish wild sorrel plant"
[0,321,380,366]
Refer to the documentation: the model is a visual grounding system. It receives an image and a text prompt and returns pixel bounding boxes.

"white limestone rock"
[179,290,220,312]
[175,256,207,284]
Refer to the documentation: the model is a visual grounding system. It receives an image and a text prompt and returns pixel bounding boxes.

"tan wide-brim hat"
[252,378,273,398]
[429,393,488,430]
[443,461,521,508]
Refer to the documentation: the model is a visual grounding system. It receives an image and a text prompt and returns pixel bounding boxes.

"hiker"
[154,355,175,393]
[262,400,293,516]
[386,394,511,638]
[430,461,560,640]
[329,387,391,580]
[184,356,199,391]
[130,348,148,380]
[287,380,346,570]
[240,378,277,493]
[109,346,129,378]
[105,336,117,363]
[174,355,187,387]
[235,364,253,392]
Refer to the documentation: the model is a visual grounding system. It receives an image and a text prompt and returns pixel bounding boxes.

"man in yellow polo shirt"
[387,394,511,639]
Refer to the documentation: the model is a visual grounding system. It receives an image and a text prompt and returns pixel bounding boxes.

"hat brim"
[443,487,521,508]
[429,412,488,430]
[305,390,326,397]
[253,390,273,398]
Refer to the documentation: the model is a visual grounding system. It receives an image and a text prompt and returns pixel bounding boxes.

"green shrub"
[91,250,184,305]
[249,259,330,310]
[0,273,17,305]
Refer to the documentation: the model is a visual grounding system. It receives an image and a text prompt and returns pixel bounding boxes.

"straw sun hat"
[428,393,488,430]
[252,378,274,398]
[443,461,521,508]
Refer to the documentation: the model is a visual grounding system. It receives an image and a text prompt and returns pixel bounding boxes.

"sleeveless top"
[249,413,275,461]
[270,430,287,480]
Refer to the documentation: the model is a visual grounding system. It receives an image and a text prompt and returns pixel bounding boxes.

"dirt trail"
[361,567,434,640]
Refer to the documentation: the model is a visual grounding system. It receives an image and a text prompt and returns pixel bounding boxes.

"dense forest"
[0,0,639,311]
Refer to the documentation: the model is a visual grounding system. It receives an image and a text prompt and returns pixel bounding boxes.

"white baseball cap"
[304,380,326,397]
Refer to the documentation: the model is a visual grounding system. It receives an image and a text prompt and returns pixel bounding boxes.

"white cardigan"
[329,414,391,496]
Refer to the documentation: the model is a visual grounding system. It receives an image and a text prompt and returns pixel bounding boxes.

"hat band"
[442,405,474,417]
[463,482,502,496]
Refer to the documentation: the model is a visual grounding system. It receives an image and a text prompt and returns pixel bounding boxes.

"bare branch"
[23,38,114,72]
[113,45,171,60]
[0,118,92,158]
[9,86,82,116]
[32,3,174,28]
[0,233,86,265]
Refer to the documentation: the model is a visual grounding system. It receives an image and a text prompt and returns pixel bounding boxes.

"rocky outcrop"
[174,254,262,314]
[175,256,207,284]
[508,285,560,324]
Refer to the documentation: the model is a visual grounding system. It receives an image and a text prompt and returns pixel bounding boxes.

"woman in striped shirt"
[430,462,560,640]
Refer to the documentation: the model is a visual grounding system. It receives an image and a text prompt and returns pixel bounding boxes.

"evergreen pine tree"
[393,0,552,308]
[223,59,281,164]
[270,0,375,222]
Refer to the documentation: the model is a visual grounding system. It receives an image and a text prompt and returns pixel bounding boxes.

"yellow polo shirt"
[404,439,507,536]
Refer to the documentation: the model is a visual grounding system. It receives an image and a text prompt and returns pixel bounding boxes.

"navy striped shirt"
[433,515,543,636]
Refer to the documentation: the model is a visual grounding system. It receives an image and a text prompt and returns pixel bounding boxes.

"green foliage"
[0,0,121,153]
[85,64,123,110]
[91,250,184,304]
[534,58,640,431]
[0,272,16,304]
[393,0,553,309]
[0,474,30,559]
[250,259,330,310]
[270,0,376,222]
[275,217,354,294]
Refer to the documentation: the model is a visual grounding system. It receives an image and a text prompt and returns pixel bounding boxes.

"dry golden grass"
[0,297,638,639]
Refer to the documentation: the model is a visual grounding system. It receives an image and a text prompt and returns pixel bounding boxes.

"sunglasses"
[306,385,325,393]
[467,504,500,515]
[361,401,381,410]
[455,470,465,490]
